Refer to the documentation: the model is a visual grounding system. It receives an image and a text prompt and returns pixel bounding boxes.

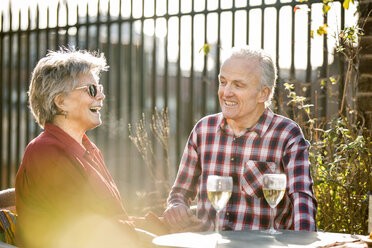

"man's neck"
[226,106,266,136]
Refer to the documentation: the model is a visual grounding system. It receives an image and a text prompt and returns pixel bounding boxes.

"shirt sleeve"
[167,127,201,207]
[282,126,317,231]
[292,192,317,231]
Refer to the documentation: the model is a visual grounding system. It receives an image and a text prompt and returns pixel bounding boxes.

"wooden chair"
[0,189,15,212]
[0,188,16,247]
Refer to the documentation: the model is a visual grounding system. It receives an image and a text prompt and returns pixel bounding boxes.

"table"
[0,242,16,248]
[152,230,371,248]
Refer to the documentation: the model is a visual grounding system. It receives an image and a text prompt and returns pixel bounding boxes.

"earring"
[61,111,68,119]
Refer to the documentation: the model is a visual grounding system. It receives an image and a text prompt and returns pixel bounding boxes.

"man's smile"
[223,100,237,107]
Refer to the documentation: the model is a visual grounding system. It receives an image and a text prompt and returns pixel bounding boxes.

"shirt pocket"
[240,160,277,198]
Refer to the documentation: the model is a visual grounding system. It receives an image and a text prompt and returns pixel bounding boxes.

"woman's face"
[61,73,105,132]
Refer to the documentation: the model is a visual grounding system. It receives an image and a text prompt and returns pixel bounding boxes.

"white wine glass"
[207,175,233,233]
[262,173,286,235]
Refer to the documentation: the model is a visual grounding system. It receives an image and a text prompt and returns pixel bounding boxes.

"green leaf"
[343,0,350,9]
[317,24,328,36]
[330,77,337,84]
[199,44,211,56]
[323,4,331,14]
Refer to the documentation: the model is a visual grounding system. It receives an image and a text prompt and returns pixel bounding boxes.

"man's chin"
[221,110,236,119]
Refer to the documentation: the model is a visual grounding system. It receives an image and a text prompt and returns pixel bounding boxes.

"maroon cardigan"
[15,123,135,247]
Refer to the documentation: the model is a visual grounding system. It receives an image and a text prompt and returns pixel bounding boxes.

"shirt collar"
[44,123,96,157]
[218,108,274,137]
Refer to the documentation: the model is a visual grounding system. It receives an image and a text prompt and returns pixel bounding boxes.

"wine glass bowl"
[262,174,286,235]
[207,175,233,233]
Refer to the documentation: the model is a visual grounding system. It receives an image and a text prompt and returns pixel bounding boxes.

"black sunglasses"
[74,84,104,98]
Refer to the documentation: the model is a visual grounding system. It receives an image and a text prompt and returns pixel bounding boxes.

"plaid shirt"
[168,108,317,231]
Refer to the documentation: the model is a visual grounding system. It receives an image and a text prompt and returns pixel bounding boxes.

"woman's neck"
[52,117,85,146]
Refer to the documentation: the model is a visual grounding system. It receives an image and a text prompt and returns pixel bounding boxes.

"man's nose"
[223,83,234,96]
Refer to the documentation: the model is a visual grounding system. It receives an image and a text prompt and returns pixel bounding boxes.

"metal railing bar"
[46,7,50,51]
[75,5,79,47]
[139,0,145,114]
[15,10,22,171]
[215,0,221,114]
[33,4,41,138]
[290,4,295,80]
[321,13,328,118]
[0,13,3,188]
[127,0,133,123]
[306,2,312,83]
[151,0,157,112]
[321,13,328,78]
[339,5,345,106]
[246,0,250,45]
[275,3,281,113]
[104,0,111,161]
[25,8,31,144]
[163,0,169,109]
[188,0,194,133]
[106,0,111,114]
[96,0,100,51]
[85,3,89,50]
[56,2,60,49]
[232,0,236,46]
[6,2,13,188]
[65,3,69,45]
[116,0,122,121]
[202,0,207,117]
[261,7,264,49]
[175,0,182,166]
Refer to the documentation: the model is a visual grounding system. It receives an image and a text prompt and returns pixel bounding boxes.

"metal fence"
[0,0,353,212]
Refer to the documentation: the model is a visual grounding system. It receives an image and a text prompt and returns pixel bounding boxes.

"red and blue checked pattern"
[167,108,317,231]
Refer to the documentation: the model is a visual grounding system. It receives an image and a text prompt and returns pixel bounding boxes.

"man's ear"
[54,94,66,111]
[259,87,271,103]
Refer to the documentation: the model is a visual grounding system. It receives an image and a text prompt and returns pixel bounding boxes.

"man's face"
[218,57,266,125]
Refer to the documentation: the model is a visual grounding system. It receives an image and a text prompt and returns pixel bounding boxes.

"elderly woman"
[15,48,166,248]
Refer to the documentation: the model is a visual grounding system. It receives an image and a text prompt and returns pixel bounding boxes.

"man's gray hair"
[28,47,109,128]
[227,46,277,106]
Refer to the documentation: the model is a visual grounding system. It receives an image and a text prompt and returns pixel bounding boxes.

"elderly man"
[163,46,317,232]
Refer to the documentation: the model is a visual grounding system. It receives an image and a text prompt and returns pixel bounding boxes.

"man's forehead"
[219,57,261,78]
[224,56,260,66]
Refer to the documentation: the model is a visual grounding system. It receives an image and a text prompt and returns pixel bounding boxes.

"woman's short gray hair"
[29,47,109,128]
[227,46,277,106]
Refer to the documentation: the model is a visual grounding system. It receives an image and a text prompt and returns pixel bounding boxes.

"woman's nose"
[97,90,105,100]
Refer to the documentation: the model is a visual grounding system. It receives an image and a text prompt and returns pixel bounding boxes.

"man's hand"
[163,204,204,233]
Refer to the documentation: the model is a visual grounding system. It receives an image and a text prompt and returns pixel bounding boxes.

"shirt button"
[231,157,234,161]
[226,212,229,216]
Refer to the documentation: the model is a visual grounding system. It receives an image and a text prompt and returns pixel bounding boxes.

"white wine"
[263,188,285,208]
[207,190,232,211]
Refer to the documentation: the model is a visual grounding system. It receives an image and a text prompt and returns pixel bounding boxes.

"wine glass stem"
[269,207,275,232]
[215,210,220,233]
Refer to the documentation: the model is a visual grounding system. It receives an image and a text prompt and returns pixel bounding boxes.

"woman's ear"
[258,87,271,103]
[54,94,66,111]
